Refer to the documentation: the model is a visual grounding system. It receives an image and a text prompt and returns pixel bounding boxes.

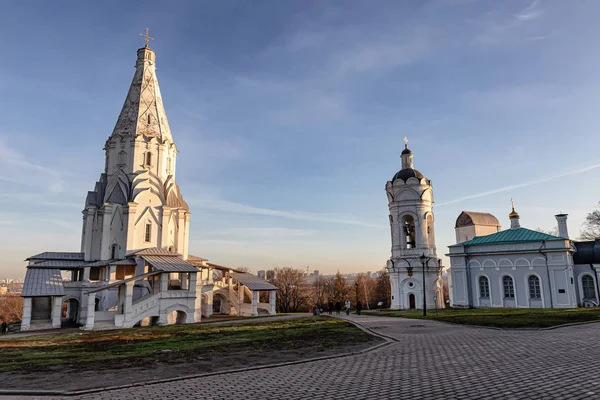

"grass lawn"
[363,307,600,328]
[0,317,372,374]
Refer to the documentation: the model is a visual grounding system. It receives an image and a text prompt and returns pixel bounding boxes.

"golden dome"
[509,198,520,219]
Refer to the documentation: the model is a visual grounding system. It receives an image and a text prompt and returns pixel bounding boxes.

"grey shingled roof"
[22,269,65,297]
[112,258,138,266]
[230,273,278,291]
[126,247,180,257]
[27,252,84,261]
[30,260,86,268]
[142,255,198,272]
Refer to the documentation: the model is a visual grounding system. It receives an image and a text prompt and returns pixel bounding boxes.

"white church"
[20,38,277,331]
[385,139,444,310]
[448,206,600,309]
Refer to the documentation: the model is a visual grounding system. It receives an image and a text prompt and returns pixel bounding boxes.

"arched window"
[528,275,541,299]
[503,276,515,299]
[110,244,118,259]
[582,275,596,299]
[146,152,152,166]
[478,276,490,299]
[145,222,152,242]
[402,215,416,249]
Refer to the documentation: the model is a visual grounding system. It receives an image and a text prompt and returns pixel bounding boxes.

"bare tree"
[355,273,377,310]
[272,267,310,312]
[0,294,24,323]
[236,266,251,273]
[312,276,328,307]
[536,227,559,236]
[332,271,350,303]
[580,202,600,240]
[374,268,391,308]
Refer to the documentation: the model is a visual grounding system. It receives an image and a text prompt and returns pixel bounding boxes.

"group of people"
[322,299,363,316]
[1,321,8,335]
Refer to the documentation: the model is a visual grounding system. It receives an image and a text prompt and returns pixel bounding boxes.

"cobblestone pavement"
[8,315,600,400]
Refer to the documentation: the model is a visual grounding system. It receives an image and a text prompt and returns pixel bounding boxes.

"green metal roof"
[454,228,564,247]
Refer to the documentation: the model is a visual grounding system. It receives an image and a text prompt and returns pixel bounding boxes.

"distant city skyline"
[2,1,600,279]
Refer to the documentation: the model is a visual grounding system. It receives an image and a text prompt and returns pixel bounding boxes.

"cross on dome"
[140,27,154,48]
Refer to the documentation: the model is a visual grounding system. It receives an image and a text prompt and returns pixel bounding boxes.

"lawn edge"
[362,311,600,331]
[0,317,392,397]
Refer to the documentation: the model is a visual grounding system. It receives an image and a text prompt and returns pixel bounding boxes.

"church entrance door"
[409,294,416,309]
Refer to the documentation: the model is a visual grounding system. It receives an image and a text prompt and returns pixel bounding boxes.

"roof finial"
[511,198,515,212]
[403,136,409,149]
[140,27,154,48]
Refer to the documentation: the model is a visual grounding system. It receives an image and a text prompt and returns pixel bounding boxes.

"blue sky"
[1,0,600,278]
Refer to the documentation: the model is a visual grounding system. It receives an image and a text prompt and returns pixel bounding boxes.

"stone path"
[7,314,600,399]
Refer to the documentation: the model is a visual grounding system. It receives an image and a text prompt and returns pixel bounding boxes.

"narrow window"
[503,276,515,298]
[478,276,490,299]
[528,275,541,299]
[111,244,117,259]
[582,275,596,299]
[167,157,172,173]
[146,152,152,166]
[145,223,152,242]
[147,114,151,124]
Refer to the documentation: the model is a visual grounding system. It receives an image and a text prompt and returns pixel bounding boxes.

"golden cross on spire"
[403,136,409,148]
[511,198,515,211]
[140,27,154,48]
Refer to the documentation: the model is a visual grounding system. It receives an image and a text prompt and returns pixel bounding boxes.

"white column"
[122,281,134,327]
[390,272,400,309]
[182,213,191,260]
[176,212,185,255]
[251,291,258,316]
[161,208,172,249]
[269,291,276,315]
[100,204,114,260]
[160,273,169,292]
[125,202,138,252]
[83,267,92,286]
[21,297,32,330]
[181,273,188,290]
[51,297,62,328]
[83,293,96,330]
[82,208,96,261]
[206,292,214,318]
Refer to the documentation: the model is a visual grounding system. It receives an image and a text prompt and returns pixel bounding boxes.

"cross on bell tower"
[140,27,154,48]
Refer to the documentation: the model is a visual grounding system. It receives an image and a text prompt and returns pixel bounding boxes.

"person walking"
[335,301,341,315]
[356,300,362,315]
[328,301,334,316]
[1,321,7,335]
[345,299,351,316]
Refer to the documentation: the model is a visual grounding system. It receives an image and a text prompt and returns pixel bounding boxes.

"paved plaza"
[8,315,600,400]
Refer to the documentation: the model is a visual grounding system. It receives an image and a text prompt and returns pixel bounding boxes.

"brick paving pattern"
[9,315,600,399]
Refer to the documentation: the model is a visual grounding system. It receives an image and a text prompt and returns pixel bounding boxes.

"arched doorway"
[61,298,79,327]
[213,294,224,314]
[167,310,187,325]
[408,294,416,309]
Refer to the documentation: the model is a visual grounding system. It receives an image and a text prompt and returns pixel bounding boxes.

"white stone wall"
[449,241,577,308]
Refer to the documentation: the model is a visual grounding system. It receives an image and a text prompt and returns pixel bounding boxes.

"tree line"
[268,267,391,313]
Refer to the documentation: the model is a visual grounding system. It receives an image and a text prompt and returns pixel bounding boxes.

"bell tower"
[80,32,191,262]
[385,138,443,310]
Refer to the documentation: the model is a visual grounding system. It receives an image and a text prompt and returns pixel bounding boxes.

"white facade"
[81,46,190,263]
[20,43,278,331]
[448,211,578,309]
[385,141,444,310]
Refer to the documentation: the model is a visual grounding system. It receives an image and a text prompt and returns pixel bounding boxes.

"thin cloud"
[188,195,379,228]
[438,162,600,207]
[515,0,543,21]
